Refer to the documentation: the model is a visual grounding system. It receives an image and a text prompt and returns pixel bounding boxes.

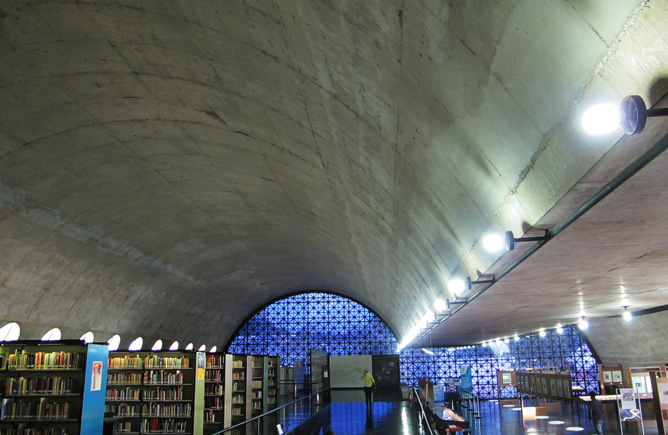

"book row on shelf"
[0,342,280,435]
[5,377,75,396]
[108,355,190,370]
[5,351,83,371]
[0,398,72,420]
[0,429,70,435]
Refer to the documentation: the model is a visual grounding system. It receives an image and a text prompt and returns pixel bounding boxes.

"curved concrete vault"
[1,1,668,357]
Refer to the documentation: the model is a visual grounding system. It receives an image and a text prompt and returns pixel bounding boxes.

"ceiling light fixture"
[482,233,506,252]
[424,309,435,324]
[445,298,467,310]
[503,337,510,344]
[434,298,447,313]
[466,275,495,289]
[481,341,487,347]
[556,323,564,334]
[505,230,550,251]
[447,276,494,301]
[539,328,546,337]
[514,334,519,342]
[578,317,589,330]
[582,95,668,135]
[622,306,633,322]
[447,278,466,296]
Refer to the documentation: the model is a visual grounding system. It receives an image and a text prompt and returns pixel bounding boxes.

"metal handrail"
[213,388,329,434]
[412,387,436,435]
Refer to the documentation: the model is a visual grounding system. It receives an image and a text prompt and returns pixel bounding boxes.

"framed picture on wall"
[603,371,612,383]
[541,377,548,395]
[562,379,571,398]
[536,377,542,394]
[550,378,557,397]
[557,378,564,398]
[612,371,623,383]
[531,377,536,393]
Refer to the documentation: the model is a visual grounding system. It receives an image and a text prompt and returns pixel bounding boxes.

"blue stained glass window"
[400,326,599,398]
[226,292,599,398]
[226,292,398,367]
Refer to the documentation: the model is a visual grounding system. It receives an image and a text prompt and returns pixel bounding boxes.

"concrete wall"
[584,309,668,366]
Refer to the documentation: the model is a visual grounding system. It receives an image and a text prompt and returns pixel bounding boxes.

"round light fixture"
[623,307,632,322]
[434,298,447,313]
[578,317,589,330]
[447,278,466,297]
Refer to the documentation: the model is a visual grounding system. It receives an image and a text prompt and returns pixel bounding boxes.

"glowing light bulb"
[483,233,505,252]
[582,104,620,134]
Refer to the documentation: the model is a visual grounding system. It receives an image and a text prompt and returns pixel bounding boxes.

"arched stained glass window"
[226,292,599,399]
[226,292,397,367]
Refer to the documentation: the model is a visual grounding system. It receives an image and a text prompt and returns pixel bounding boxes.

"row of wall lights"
[0,322,220,353]
[402,95,661,350]
[479,305,634,347]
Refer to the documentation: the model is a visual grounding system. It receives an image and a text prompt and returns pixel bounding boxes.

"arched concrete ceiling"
[0,1,667,350]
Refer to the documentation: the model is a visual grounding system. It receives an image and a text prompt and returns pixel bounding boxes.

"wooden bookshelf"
[203,353,224,435]
[0,340,108,435]
[106,351,199,435]
[266,357,279,412]
[250,356,264,416]
[224,355,251,426]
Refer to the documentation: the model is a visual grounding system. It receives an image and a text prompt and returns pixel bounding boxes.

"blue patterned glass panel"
[226,293,599,398]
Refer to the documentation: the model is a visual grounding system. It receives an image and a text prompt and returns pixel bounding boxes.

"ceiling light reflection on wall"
[483,233,506,252]
[447,278,466,296]
[582,103,620,134]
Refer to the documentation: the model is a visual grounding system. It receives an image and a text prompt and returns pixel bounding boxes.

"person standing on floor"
[589,391,604,435]
[363,368,376,410]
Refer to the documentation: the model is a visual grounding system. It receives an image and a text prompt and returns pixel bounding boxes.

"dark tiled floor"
[290,390,659,435]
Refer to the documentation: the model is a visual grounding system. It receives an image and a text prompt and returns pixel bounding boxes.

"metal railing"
[413,387,436,435]
[213,388,329,435]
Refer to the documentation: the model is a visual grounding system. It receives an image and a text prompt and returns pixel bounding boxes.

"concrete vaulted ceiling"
[1,0,668,355]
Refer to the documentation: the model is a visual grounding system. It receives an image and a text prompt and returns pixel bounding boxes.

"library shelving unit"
[106,351,204,435]
[265,357,279,413]
[203,354,224,435]
[250,356,264,417]
[0,340,109,435]
[224,355,250,426]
